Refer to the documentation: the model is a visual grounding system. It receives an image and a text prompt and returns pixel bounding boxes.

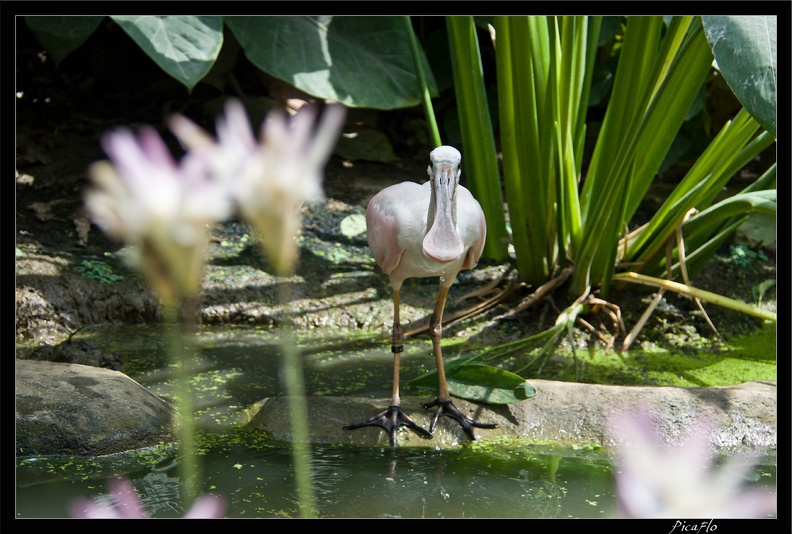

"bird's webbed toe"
[344,405,432,446]
[423,399,497,441]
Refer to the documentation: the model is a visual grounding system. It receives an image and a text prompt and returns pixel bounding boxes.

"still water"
[14,439,780,518]
[15,326,777,518]
[17,442,621,518]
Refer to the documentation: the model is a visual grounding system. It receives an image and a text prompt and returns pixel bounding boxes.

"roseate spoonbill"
[344,145,496,445]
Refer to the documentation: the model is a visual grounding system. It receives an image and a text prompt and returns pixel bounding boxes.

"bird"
[344,145,496,445]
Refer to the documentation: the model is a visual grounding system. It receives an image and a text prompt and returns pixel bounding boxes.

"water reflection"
[200,444,617,518]
[16,436,777,519]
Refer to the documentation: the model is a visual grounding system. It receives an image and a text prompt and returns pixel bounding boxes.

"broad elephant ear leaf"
[25,16,104,66]
[702,16,776,137]
[225,16,438,110]
[110,16,224,92]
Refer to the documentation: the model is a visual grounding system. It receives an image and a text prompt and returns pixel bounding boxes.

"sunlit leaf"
[702,16,776,137]
[339,214,367,238]
[411,363,535,405]
[110,16,223,91]
[25,16,104,65]
[225,16,438,110]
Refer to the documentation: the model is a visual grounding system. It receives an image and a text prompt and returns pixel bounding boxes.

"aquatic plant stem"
[277,278,318,518]
[613,272,777,322]
[163,304,199,509]
[404,16,442,147]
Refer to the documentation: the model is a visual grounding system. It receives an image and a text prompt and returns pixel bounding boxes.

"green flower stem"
[163,304,199,509]
[277,278,317,518]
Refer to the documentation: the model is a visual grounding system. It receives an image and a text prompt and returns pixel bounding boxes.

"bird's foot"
[344,405,433,446]
[423,399,497,441]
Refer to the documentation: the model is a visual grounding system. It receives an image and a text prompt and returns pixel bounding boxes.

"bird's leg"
[423,284,496,441]
[344,288,432,445]
[390,288,404,404]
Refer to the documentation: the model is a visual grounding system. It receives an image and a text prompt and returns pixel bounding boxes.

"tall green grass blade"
[625,18,713,219]
[695,130,775,209]
[573,16,666,293]
[494,17,533,278]
[581,17,663,215]
[637,187,775,279]
[506,16,555,283]
[629,110,773,267]
[555,16,593,261]
[740,162,777,193]
[573,17,716,294]
[575,17,601,175]
[446,16,509,261]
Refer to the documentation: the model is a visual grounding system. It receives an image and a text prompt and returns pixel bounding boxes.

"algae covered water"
[14,438,780,518]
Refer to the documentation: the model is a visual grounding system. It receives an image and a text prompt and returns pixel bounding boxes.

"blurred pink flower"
[85,124,233,305]
[167,99,258,192]
[86,98,345,295]
[72,478,225,519]
[609,409,776,518]
[169,99,346,275]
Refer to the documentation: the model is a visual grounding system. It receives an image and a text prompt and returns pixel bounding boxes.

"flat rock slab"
[246,380,776,452]
[15,357,775,458]
[16,360,176,457]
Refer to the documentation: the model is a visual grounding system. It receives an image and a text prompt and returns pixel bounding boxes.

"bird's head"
[427,146,462,190]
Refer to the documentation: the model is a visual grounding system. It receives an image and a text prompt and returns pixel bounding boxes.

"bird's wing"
[366,192,405,275]
[462,213,486,270]
[460,190,487,270]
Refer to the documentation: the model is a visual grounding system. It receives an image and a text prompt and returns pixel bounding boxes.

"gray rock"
[15,360,176,457]
[246,380,776,453]
[24,338,127,370]
[14,356,775,458]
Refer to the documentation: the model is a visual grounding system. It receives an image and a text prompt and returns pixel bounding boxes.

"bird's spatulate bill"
[423,165,464,263]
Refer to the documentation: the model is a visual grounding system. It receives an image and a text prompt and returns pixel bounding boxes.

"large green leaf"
[110,16,223,91]
[411,363,536,405]
[225,16,437,110]
[702,16,777,137]
[24,16,104,65]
